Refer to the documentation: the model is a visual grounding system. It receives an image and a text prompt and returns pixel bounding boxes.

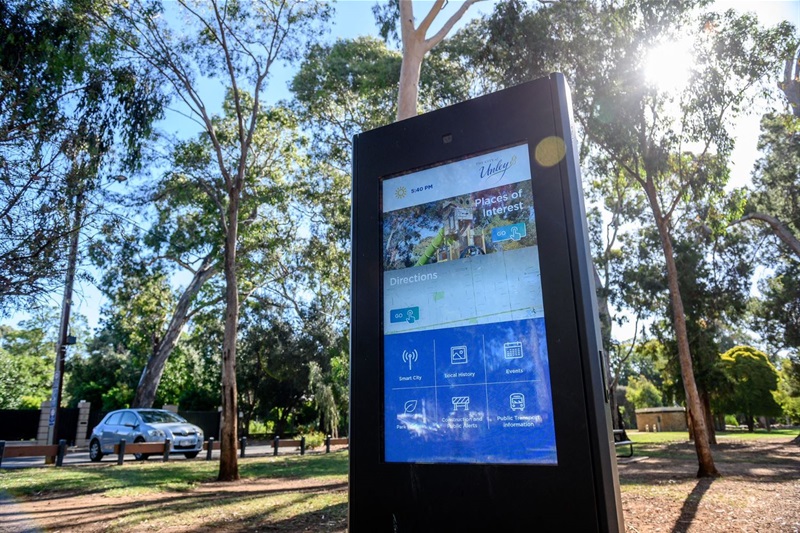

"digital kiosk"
[350,73,624,532]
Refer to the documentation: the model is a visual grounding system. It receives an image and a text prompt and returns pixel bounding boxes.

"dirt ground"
[618,436,800,533]
[2,437,798,532]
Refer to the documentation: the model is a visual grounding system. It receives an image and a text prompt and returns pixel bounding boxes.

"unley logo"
[479,155,517,183]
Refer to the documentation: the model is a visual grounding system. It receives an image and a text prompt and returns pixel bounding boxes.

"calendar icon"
[504,341,524,359]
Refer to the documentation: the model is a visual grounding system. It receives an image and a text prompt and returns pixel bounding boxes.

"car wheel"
[89,439,103,462]
[184,451,199,459]
[133,437,150,461]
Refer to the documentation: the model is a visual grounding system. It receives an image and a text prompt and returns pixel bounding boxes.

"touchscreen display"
[381,143,557,464]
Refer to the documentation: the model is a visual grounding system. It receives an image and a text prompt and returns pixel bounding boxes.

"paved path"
[0,490,42,533]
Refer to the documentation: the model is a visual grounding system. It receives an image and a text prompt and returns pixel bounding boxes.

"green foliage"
[65,343,139,410]
[625,374,663,409]
[0,313,59,408]
[248,419,273,435]
[750,114,800,236]
[719,346,782,430]
[237,302,347,437]
[296,428,326,450]
[0,0,164,311]
[774,358,800,423]
[747,113,800,352]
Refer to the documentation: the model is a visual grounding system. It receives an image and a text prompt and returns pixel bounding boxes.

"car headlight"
[148,429,166,438]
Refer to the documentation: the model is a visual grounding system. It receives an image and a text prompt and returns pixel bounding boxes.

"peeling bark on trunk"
[644,179,719,477]
[132,256,217,408]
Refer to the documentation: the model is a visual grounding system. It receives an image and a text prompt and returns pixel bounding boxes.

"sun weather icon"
[395,186,407,199]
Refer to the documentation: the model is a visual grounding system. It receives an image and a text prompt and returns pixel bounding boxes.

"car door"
[100,412,122,451]
[117,411,139,445]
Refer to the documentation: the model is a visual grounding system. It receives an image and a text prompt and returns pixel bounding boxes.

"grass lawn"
[1,432,797,532]
[1,452,350,532]
[627,427,798,444]
[1,451,348,498]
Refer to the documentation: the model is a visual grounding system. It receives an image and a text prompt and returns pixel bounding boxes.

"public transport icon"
[509,393,526,411]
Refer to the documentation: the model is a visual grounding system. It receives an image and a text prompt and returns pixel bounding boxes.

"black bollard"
[117,439,126,465]
[56,439,67,467]
[206,437,214,461]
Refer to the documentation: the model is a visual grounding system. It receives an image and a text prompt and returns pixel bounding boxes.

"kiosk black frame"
[350,73,624,532]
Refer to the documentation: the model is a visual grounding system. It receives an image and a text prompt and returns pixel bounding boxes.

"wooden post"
[273,436,279,456]
[325,435,331,454]
[300,436,306,455]
[117,439,126,465]
[0,441,5,468]
[162,439,171,462]
[239,436,246,458]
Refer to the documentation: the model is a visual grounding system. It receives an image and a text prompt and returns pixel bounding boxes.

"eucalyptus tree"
[0,0,164,312]
[732,49,800,390]
[468,0,795,476]
[290,35,473,428]
[98,0,330,481]
[372,0,483,120]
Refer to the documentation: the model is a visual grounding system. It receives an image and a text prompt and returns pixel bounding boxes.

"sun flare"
[644,39,694,93]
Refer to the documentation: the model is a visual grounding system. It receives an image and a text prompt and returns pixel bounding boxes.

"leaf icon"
[403,400,418,413]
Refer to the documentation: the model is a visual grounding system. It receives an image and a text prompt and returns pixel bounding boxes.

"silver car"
[88,408,204,461]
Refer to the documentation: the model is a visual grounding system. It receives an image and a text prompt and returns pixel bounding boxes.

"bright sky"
[4,0,799,336]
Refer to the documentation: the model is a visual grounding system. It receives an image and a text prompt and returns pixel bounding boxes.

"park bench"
[0,440,68,467]
[613,429,634,458]
[113,439,171,464]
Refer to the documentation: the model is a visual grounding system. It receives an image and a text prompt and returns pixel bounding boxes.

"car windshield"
[139,410,186,424]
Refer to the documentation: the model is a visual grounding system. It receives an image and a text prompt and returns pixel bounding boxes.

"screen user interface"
[381,143,557,464]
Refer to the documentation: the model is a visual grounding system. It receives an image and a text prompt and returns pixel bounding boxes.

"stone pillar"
[37,401,52,444]
[75,401,91,448]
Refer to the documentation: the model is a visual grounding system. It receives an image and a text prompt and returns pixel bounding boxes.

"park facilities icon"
[402,349,419,370]
[509,393,525,411]
[451,345,468,365]
[452,396,470,411]
[504,341,524,359]
[403,400,418,414]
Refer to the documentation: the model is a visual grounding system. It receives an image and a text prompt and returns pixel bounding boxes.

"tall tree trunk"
[397,38,424,121]
[396,0,482,121]
[218,191,241,482]
[132,255,217,407]
[645,179,719,477]
[699,387,717,445]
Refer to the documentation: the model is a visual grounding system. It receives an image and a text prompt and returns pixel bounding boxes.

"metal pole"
[45,190,83,462]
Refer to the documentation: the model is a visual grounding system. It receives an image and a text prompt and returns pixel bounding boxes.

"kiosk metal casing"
[350,74,624,532]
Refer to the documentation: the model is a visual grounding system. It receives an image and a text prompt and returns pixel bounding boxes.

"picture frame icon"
[450,345,468,365]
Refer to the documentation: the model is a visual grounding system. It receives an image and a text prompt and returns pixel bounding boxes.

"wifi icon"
[402,349,419,370]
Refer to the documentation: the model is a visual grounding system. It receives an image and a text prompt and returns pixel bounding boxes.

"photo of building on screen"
[382,180,536,272]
